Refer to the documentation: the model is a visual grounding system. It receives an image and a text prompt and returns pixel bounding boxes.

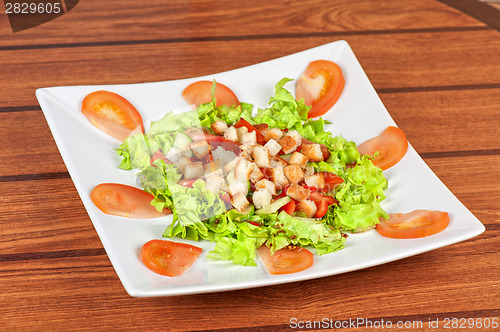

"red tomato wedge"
[82,90,144,142]
[280,199,296,215]
[141,240,202,277]
[182,81,240,107]
[376,210,449,239]
[234,118,266,145]
[315,199,329,218]
[296,60,345,118]
[323,173,344,192]
[258,245,313,275]
[308,191,338,207]
[357,126,408,170]
[91,183,170,218]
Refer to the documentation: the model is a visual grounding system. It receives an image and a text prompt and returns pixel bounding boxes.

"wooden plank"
[1,30,499,108]
[1,238,498,330]
[0,0,485,47]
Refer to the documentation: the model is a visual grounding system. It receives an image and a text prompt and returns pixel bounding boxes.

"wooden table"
[1,0,499,330]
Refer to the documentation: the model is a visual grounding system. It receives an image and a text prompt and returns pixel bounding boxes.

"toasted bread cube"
[269,165,289,190]
[183,161,204,180]
[296,200,317,218]
[271,156,288,168]
[278,135,298,154]
[204,174,225,194]
[289,151,308,167]
[165,147,182,163]
[211,120,228,136]
[254,123,269,136]
[304,172,326,189]
[189,140,211,160]
[255,179,276,196]
[252,146,271,168]
[286,130,302,148]
[228,179,247,197]
[241,131,257,145]
[176,155,192,173]
[264,127,283,142]
[239,150,253,161]
[223,155,240,174]
[284,164,305,184]
[304,166,314,177]
[203,159,223,176]
[265,139,282,157]
[236,126,248,143]
[300,143,324,162]
[286,183,311,201]
[234,158,255,181]
[253,188,273,209]
[231,192,249,212]
[224,126,238,142]
[250,165,264,184]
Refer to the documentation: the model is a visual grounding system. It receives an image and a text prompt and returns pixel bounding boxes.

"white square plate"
[36,40,485,297]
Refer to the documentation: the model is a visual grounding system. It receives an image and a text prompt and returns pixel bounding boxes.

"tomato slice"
[182,81,240,107]
[141,240,202,277]
[315,199,329,218]
[91,183,170,218]
[357,126,408,170]
[296,60,345,118]
[150,150,173,166]
[177,179,197,187]
[82,90,144,141]
[234,118,266,145]
[376,210,449,239]
[323,173,344,192]
[258,245,313,275]
[308,191,338,206]
[280,199,296,215]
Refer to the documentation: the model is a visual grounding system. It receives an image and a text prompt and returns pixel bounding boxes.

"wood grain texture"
[1,30,499,108]
[0,0,485,47]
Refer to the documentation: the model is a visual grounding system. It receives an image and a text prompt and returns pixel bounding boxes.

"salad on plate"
[84,60,448,277]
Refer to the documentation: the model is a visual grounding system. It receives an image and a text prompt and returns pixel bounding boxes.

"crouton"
[304,166,314,177]
[165,147,182,163]
[255,179,276,196]
[224,126,238,142]
[304,172,325,189]
[228,179,247,197]
[252,146,271,168]
[286,183,311,201]
[234,158,255,181]
[176,155,192,173]
[265,139,282,157]
[211,120,228,136]
[189,140,211,160]
[239,150,253,161]
[183,161,204,180]
[300,143,324,162]
[240,143,258,154]
[289,151,308,167]
[254,123,269,136]
[204,174,225,194]
[250,165,264,184]
[223,155,240,174]
[241,131,257,145]
[296,200,317,218]
[264,127,283,142]
[271,156,288,168]
[278,135,298,154]
[203,159,223,176]
[269,165,289,190]
[236,126,248,143]
[283,164,305,184]
[231,192,249,213]
[253,188,273,209]
[286,130,302,148]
